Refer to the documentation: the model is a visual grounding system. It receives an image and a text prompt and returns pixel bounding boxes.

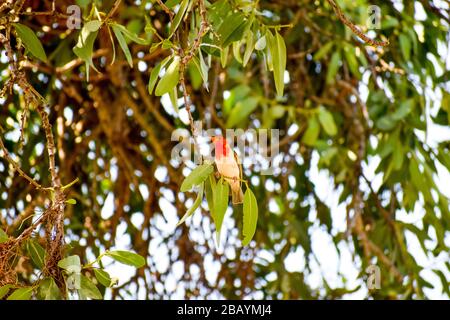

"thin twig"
[326,0,389,47]
[155,0,174,19]
[0,134,42,189]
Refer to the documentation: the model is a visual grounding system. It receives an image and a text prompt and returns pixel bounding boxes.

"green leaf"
[13,23,47,62]
[243,31,254,66]
[226,97,259,127]
[270,105,286,119]
[188,59,203,89]
[162,39,173,49]
[254,35,266,51]
[242,188,258,246]
[220,45,229,68]
[148,56,171,94]
[205,174,216,217]
[26,239,46,268]
[155,57,180,96]
[326,51,341,84]
[106,250,146,267]
[7,287,33,300]
[177,182,204,226]
[313,41,334,60]
[112,24,133,67]
[168,0,190,38]
[212,177,229,243]
[165,0,182,7]
[73,29,97,63]
[180,163,214,192]
[399,33,411,61]
[39,278,61,300]
[392,99,413,121]
[66,198,77,205]
[434,270,450,297]
[318,107,337,136]
[84,20,102,32]
[408,158,425,199]
[376,115,397,131]
[94,269,112,287]
[79,274,102,300]
[169,86,179,113]
[343,45,360,77]
[269,31,287,97]
[0,285,12,299]
[265,30,274,71]
[111,23,149,45]
[392,140,404,171]
[217,13,247,47]
[232,41,242,64]
[198,48,209,89]
[302,117,320,146]
[73,21,100,80]
[0,228,8,244]
[58,255,81,274]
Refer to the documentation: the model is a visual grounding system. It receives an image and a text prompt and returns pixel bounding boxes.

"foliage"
[0,0,449,300]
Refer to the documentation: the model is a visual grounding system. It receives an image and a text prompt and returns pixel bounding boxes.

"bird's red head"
[211,136,229,159]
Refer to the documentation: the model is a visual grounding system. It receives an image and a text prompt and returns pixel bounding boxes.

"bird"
[211,136,244,204]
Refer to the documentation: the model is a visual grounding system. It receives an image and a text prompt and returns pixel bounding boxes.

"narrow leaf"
[13,23,47,62]
[58,255,81,274]
[73,22,100,80]
[169,86,179,113]
[233,41,242,64]
[66,198,77,205]
[177,182,204,226]
[326,51,341,84]
[180,163,214,192]
[265,30,274,71]
[26,239,46,268]
[255,35,266,51]
[39,278,61,300]
[212,178,229,243]
[169,0,190,38]
[226,97,259,127]
[7,287,33,300]
[198,48,209,89]
[313,41,334,60]
[106,250,146,267]
[94,269,112,287]
[0,228,8,244]
[111,23,149,45]
[220,45,229,68]
[243,31,254,66]
[318,108,337,136]
[0,285,12,299]
[270,31,286,97]
[302,117,320,146]
[205,174,216,218]
[242,188,258,246]
[217,13,247,47]
[148,56,171,94]
[112,25,133,67]
[79,275,102,300]
[155,57,180,96]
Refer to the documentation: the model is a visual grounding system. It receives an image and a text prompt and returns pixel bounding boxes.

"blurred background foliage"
[0,0,449,299]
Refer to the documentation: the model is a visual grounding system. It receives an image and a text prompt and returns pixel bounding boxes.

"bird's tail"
[231,183,244,205]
